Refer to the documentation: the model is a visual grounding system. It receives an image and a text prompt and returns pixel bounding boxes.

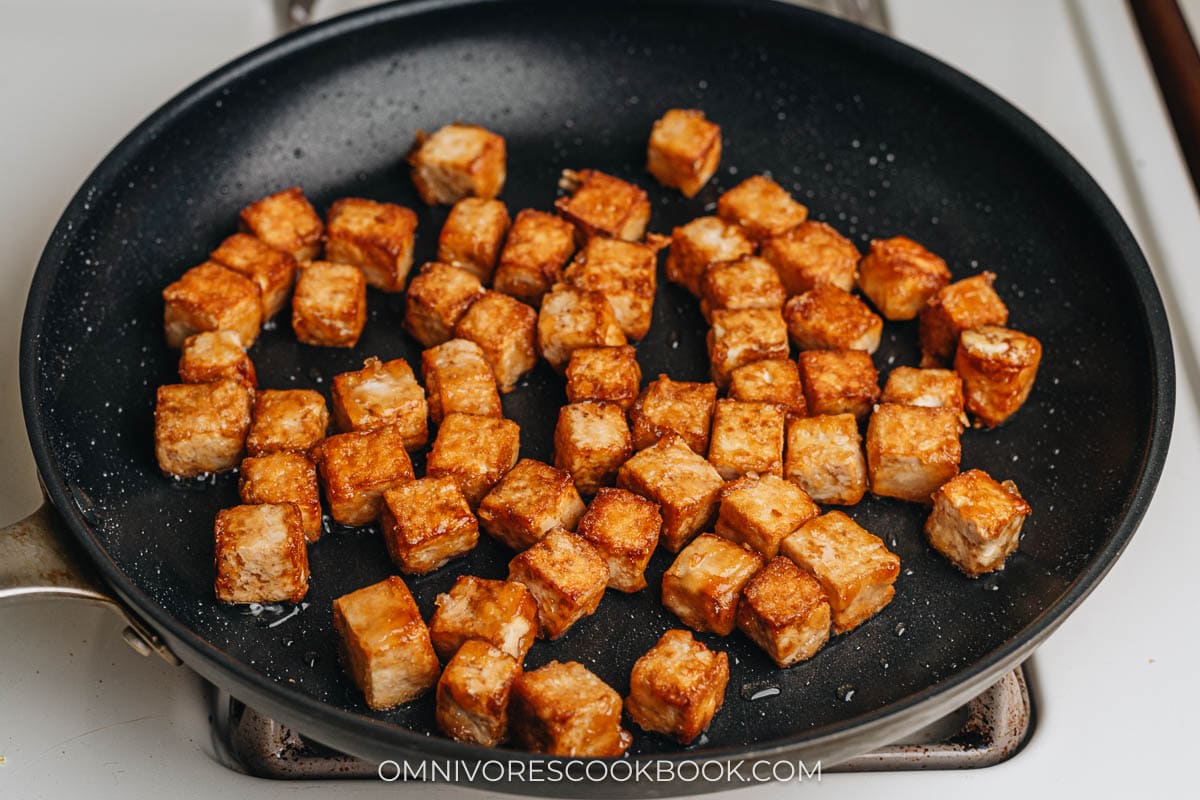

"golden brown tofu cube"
[737,556,831,667]
[625,629,729,744]
[403,261,485,348]
[782,511,899,633]
[421,338,502,423]
[761,220,860,294]
[575,488,662,593]
[630,374,717,454]
[430,575,539,662]
[728,359,807,420]
[564,344,642,410]
[239,452,322,543]
[919,272,1009,365]
[291,261,367,348]
[554,401,633,495]
[563,235,664,340]
[881,366,965,417]
[325,197,419,292]
[408,123,507,205]
[178,330,256,388]
[647,109,722,198]
[453,290,538,393]
[784,413,867,505]
[536,284,626,371]
[332,576,440,710]
[507,528,609,639]
[210,232,297,320]
[662,533,763,635]
[478,459,586,551]
[699,256,787,322]
[857,236,951,321]
[954,325,1042,428]
[214,503,308,604]
[707,400,787,481]
[707,307,790,389]
[510,660,630,756]
[797,349,880,420]
[665,216,755,296]
[716,175,808,241]
[715,473,819,559]
[330,357,428,450]
[436,639,522,747]
[493,209,577,306]
[163,261,262,349]
[556,169,651,242]
[381,476,479,574]
[425,413,521,509]
[926,470,1031,576]
[437,197,511,282]
[784,285,883,353]
[316,425,415,526]
[866,404,962,503]
[155,380,252,477]
[238,186,324,261]
[245,389,329,457]
[617,433,725,552]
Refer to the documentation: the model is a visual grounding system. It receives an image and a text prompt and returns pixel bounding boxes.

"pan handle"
[0,502,180,665]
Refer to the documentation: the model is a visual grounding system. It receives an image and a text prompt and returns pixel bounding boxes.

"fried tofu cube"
[210,233,297,320]
[291,261,367,348]
[154,380,252,477]
[436,639,522,747]
[178,330,256,388]
[954,325,1043,428]
[403,261,485,348]
[492,209,577,306]
[626,629,728,744]
[425,413,521,508]
[507,529,609,639]
[784,413,867,505]
[554,401,634,495]
[699,255,787,322]
[214,503,308,604]
[245,389,329,457]
[617,434,725,552]
[324,197,418,292]
[536,284,626,371]
[163,261,262,349]
[728,359,807,419]
[510,661,630,756]
[381,476,479,574]
[881,366,965,416]
[556,169,651,242]
[564,344,642,410]
[408,123,506,205]
[630,375,717,454]
[716,175,808,241]
[330,357,428,450]
[430,575,539,662]
[563,235,663,340]
[761,220,860,294]
[332,576,440,710]
[926,470,1031,576]
[715,473,819,559]
[737,556,831,667]
[665,216,755,296]
[575,488,662,593]
[238,186,324,262]
[797,349,880,420]
[707,400,787,480]
[647,109,722,198]
[857,236,952,321]
[437,197,511,282]
[784,285,883,353]
[479,459,586,551]
[707,307,790,388]
[239,452,322,543]
[662,533,763,635]
[782,511,900,633]
[919,272,1009,365]
[453,290,538,393]
[421,338,502,423]
[866,403,962,503]
[316,425,415,526]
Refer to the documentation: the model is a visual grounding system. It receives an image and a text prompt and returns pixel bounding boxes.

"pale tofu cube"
[238,186,324,261]
[857,236,951,321]
[665,216,755,296]
[316,425,415,526]
[784,413,867,505]
[555,169,651,242]
[324,197,418,292]
[784,285,883,353]
[478,459,586,551]
[707,307,789,388]
[536,284,626,371]
[647,108,722,198]
[507,529,609,639]
[330,357,428,450]
[509,660,631,756]
[453,290,538,393]
[436,639,522,747]
[163,261,262,349]
[926,469,1031,576]
[437,197,511,282]
[554,401,634,495]
[562,235,664,340]
[630,374,717,454]
[408,123,507,205]
[954,325,1042,428]
[707,399,787,480]
[403,261,485,347]
[381,476,479,574]
[245,389,329,457]
[661,533,763,635]
[210,232,297,319]
[492,209,577,306]
[564,344,642,410]
[575,487,662,592]
[728,359,807,419]
[700,256,786,322]
[881,367,965,418]
[421,338,502,423]
[737,556,831,667]
[239,452,322,543]
[154,380,252,477]
[797,349,880,420]
[919,272,1008,365]
[782,511,900,633]
[429,575,539,662]
[425,413,521,509]
[716,175,808,241]
[715,473,819,558]
[178,330,256,388]
[214,503,309,604]
[625,629,728,744]
[761,220,860,294]
[291,261,367,348]
[617,433,725,552]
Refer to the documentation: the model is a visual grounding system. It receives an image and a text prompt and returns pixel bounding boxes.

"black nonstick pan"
[15,0,1174,794]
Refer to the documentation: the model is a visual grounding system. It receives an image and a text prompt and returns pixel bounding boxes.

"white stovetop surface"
[2,1,1197,798]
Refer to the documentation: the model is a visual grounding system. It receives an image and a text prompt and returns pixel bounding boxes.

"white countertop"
[2,1,1198,798]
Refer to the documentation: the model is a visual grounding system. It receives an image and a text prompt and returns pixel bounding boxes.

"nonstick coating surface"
[21,0,1172,785]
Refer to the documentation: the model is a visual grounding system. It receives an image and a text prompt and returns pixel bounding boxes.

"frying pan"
[10,0,1174,794]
